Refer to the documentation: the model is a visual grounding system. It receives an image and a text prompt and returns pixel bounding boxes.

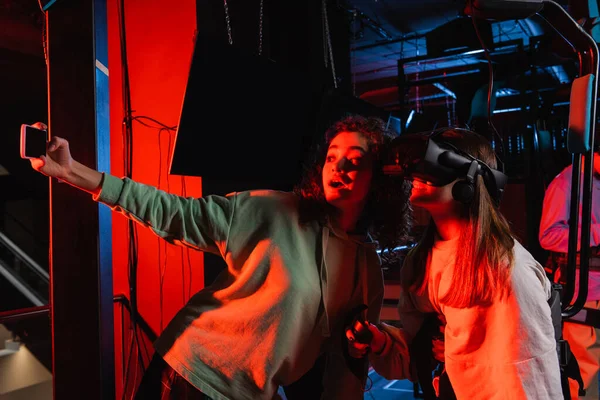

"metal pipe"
[0,305,49,323]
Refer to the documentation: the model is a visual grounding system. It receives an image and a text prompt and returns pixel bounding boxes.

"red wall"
[106,1,202,397]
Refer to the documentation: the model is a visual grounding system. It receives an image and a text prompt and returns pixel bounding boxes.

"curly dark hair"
[293,114,413,256]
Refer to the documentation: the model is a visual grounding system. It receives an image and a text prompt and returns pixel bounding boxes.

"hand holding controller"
[345,304,387,358]
[348,315,374,345]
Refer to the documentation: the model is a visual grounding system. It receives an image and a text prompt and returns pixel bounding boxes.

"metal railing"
[0,305,50,324]
[0,229,49,305]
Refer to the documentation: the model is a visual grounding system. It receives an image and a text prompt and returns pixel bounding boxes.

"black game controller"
[347,304,373,345]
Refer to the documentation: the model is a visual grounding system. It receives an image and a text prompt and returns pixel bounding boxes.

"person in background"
[539,147,600,399]
[347,128,562,399]
[29,115,412,400]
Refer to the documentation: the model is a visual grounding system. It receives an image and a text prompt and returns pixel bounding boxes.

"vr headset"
[382,131,508,205]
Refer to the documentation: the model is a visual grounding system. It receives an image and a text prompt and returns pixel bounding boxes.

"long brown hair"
[403,128,515,308]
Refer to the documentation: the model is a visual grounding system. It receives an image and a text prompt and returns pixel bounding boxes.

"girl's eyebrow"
[328,145,367,154]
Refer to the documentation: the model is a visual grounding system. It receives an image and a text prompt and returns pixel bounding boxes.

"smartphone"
[20,124,48,159]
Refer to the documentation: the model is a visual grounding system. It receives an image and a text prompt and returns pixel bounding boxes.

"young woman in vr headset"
[347,128,562,399]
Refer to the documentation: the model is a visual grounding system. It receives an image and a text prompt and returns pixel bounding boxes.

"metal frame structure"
[46,0,114,398]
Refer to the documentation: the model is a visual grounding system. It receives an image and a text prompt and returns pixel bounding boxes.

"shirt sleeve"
[94,173,235,256]
[367,322,411,380]
[539,173,573,252]
[368,256,425,380]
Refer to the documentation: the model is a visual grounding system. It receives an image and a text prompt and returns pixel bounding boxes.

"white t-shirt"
[370,239,562,399]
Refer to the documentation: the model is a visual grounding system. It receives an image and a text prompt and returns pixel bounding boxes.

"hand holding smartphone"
[23,123,104,194]
[20,124,48,159]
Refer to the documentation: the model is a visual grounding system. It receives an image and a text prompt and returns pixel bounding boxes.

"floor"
[364,369,600,400]
[277,368,600,399]
[364,369,422,400]
[276,369,423,400]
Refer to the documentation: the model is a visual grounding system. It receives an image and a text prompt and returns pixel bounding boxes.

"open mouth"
[329,180,347,189]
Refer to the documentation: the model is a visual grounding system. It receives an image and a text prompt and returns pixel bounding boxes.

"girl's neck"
[430,209,467,241]
[333,205,363,233]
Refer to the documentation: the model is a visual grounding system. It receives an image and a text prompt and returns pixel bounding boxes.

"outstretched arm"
[29,123,234,256]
